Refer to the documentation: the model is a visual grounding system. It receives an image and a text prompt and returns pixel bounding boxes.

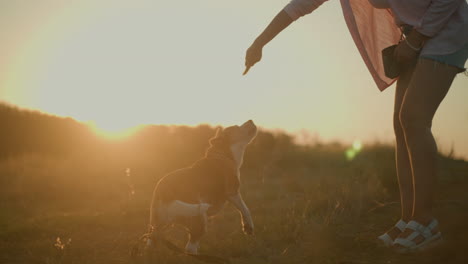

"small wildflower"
[54,237,72,251]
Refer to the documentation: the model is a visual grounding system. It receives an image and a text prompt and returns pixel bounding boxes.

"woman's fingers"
[244,44,263,75]
[243,66,251,75]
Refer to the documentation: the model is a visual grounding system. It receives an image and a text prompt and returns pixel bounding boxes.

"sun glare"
[87,121,142,140]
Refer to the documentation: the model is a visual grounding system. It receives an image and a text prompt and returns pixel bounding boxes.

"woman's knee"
[393,111,405,139]
[399,106,429,139]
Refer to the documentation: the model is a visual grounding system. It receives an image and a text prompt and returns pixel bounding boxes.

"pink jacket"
[284,0,468,91]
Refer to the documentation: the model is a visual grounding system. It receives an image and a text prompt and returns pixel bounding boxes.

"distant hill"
[1,102,467,206]
[0,103,94,158]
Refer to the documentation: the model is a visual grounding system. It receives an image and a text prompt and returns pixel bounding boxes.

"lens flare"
[345,140,363,160]
[352,141,362,152]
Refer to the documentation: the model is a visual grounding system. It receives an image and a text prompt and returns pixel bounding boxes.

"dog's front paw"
[242,222,254,235]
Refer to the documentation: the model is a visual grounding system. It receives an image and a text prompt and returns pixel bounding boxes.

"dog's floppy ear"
[209,127,226,146]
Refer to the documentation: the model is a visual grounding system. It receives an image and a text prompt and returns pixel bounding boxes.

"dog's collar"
[206,150,235,164]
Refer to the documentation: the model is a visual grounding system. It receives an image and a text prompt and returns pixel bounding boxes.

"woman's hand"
[394,39,419,65]
[244,41,263,75]
[242,10,293,75]
[394,29,429,65]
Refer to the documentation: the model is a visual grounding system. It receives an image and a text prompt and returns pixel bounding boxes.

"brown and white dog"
[147,120,257,255]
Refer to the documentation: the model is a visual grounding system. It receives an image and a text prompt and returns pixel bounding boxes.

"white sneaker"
[377,219,407,247]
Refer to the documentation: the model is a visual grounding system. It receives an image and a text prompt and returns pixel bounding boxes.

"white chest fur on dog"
[230,142,249,179]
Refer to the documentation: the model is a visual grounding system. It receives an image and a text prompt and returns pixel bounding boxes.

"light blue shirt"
[284,0,468,55]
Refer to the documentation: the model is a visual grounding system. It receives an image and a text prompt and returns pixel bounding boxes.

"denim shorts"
[421,42,468,73]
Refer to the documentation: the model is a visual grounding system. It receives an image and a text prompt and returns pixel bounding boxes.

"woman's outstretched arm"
[254,10,294,49]
[244,0,328,74]
[244,10,293,74]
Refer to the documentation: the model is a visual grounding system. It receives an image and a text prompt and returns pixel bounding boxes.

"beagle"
[147,120,257,255]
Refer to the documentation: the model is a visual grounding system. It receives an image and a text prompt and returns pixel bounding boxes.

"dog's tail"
[149,188,161,232]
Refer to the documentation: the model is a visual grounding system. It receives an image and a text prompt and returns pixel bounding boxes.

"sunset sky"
[1,0,467,158]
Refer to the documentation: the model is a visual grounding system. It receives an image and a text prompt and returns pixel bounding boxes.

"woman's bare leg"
[400,59,459,223]
[383,64,416,240]
[395,58,460,244]
[394,65,416,222]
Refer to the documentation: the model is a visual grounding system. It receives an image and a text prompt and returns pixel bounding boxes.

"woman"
[244,0,468,252]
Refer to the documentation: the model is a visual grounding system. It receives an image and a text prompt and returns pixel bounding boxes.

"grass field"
[1,128,468,264]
